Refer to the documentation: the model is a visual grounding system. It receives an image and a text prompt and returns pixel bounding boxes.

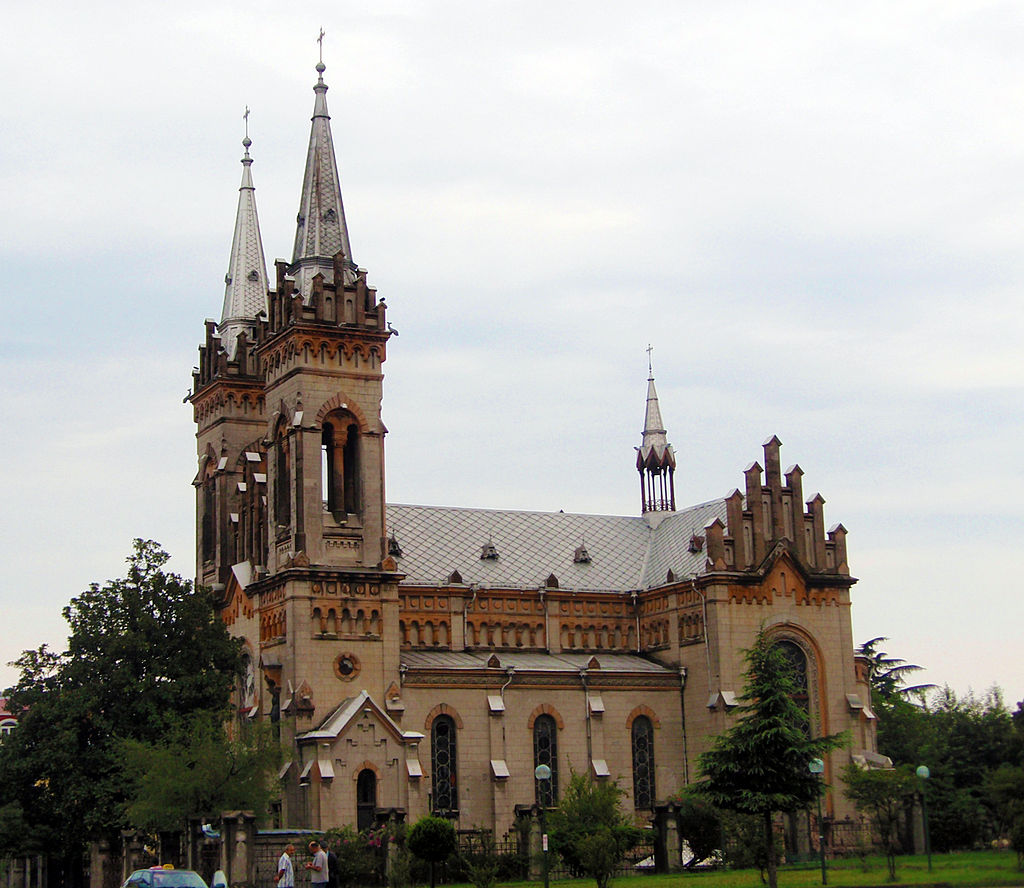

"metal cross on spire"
[318,27,325,63]
[647,343,654,377]
[242,106,252,155]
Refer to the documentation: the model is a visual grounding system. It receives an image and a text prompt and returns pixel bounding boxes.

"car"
[122,866,209,888]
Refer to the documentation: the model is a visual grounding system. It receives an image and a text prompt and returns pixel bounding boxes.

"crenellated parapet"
[706,436,851,577]
[266,257,386,335]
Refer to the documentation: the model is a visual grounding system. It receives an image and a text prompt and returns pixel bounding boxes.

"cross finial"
[242,106,252,154]
[318,27,325,63]
[646,343,654,376]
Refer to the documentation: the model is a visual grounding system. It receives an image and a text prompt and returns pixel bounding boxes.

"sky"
[1,1,1022,703]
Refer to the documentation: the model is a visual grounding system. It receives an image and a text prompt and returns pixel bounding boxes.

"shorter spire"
[220,110,269,359]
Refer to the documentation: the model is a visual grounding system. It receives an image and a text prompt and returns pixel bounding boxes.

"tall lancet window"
[201,476,216,563]
[430,715,458,815]
[533,714,559,807]
[274,421,291,528]
[631,716,656,809]
[322,411,361,515]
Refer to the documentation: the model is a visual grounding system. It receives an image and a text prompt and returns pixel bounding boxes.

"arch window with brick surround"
[631,715,655,809]
[431,714,458,814]
[321,410,362,515]
[533,713,558,807]
[770,632,825,737]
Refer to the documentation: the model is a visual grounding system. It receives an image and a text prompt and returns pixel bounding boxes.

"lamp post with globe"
[535,764,552,888]
[808,758,827,885]
[916,765,932,872]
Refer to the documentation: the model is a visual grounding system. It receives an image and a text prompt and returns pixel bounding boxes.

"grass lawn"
[491,850,1023,888]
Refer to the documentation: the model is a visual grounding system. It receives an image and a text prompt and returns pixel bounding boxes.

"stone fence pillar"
[120,832,148,882]
[652,804,681,873]
[219,812,257,888]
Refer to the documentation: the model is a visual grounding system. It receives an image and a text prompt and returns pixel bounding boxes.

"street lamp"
[916,765,932,872]
[808,758,827,885]
[535,764,552,888]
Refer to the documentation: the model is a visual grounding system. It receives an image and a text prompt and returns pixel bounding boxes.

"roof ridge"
[386,497,726,521]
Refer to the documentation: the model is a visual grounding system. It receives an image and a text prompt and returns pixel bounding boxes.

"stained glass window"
[431,714,458,814]
[533,714,558,807]
[631,715,655,809]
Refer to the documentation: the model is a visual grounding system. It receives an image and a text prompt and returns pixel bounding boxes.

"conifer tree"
[697,628,845,888]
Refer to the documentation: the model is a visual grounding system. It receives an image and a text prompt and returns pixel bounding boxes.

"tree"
[546,772,643,888]
[0,540,243,881]
[665,788,722,866]
[842,765,915,881]
[697,628,846,888]
[121,712,281,831]
[407,816,457,888]
[856,637,934,703]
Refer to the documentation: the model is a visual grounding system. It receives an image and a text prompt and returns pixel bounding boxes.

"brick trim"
[626,705,661,730]
[424,703,464,731]
[527,703,565,730]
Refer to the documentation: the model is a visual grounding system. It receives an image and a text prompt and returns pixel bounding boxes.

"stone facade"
[189,59,880,842]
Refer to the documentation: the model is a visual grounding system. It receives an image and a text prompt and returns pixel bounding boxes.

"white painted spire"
[220,111,269,359]
[290,51,355,298]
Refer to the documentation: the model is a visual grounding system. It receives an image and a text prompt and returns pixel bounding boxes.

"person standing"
[306,840,329,888]
[321,841,339,888]
[276,845,295,888]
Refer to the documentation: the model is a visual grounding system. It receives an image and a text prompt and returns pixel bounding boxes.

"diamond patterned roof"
[401,649,673,674]
[290,63,354,298]
[219,141,269,358]
[386,497,727,593]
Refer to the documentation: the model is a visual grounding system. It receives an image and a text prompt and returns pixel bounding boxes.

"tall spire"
[219,109,269,359]
[290,43,355,299]
[636,347,676,514]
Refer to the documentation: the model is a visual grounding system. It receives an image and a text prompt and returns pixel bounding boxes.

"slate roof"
[219,136,269,359]
[401,650,674,674]
[386,497,727,593]
[290,60,355,299]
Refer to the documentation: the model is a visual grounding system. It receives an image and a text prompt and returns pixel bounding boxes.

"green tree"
[0,540,242,880]
[665,788,722,866]
[321,824,385,888]
[460,829,500,888]
[697,628,846,888]
[842,765,915,881]
[985,764,1024,837]
[407,815,457,888]
[546,772,643,888]
[121,711,281,831]
[856,637,934,703]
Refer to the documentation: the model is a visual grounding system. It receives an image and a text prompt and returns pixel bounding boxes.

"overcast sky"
[2,1,1022,704]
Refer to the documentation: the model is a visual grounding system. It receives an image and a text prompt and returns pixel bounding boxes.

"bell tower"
[191,58,400,819]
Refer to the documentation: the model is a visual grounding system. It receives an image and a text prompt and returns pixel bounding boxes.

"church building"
[189,58,881,839]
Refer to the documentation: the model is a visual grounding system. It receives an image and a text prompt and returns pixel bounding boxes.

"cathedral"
[189,57,881,839]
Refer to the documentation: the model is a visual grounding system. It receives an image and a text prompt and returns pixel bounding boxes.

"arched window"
[431,714,458,814]
[356,768,377,832]
[775,639,811,731]
[533,714,558,807]
[321,412,361,514]
[0,719,16,737]
[631,715,655,809]
[274,422,291,527]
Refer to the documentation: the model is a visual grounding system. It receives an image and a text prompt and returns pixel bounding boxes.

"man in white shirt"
[276,844,295,888]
